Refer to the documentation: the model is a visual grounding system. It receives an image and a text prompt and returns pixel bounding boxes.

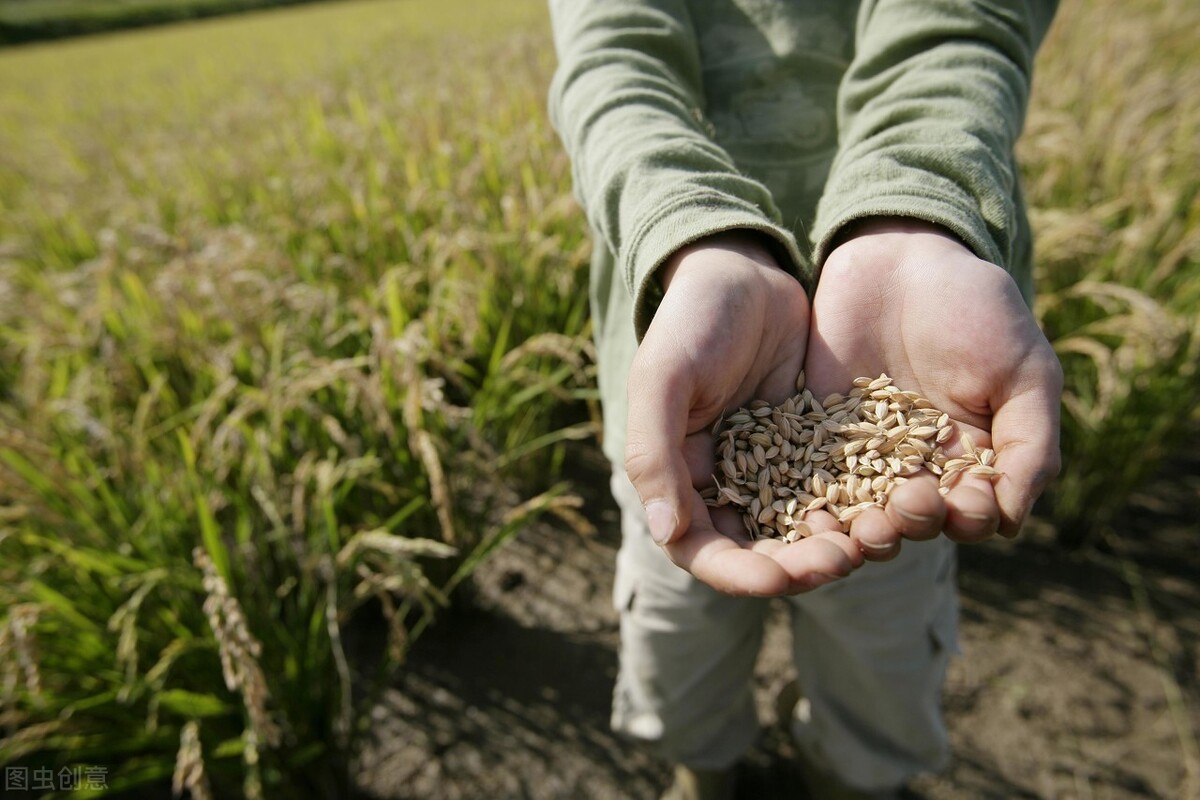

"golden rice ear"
[172,721,214,800]
[194,548,282,748]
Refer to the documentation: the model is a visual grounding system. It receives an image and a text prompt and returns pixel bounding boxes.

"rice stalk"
[193,548,281,749]
[171,720,213,800]
[1024,0,1200,544]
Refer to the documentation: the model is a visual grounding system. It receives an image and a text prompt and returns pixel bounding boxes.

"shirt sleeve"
[547,0,813,339]
[811,0,1059,270]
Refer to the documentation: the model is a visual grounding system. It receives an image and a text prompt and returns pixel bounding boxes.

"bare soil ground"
[356,447,1199,800]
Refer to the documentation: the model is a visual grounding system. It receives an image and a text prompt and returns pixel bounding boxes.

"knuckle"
[1039,454,1063,485]
[623,448,659,487]
[1047,447,1064,478]
[1046,353,1065,392]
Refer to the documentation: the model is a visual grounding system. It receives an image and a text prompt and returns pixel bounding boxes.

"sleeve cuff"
[812,187,1005,271]
[624,190,813,339]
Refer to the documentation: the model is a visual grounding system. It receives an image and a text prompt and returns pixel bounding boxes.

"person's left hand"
[804,218,1063,560]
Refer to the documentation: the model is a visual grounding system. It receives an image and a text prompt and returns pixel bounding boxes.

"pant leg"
[608,468,769,770]
[786,537,959,792]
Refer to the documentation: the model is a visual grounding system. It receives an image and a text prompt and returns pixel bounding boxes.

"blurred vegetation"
[0,0,1195,796]
[1022,0,1200,546]
[0,0,595,796]
[0,0,337,46]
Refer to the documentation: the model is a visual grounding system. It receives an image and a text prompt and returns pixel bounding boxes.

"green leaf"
[29,579,102,633]
[156,689,232,718]
[177,429,229,581]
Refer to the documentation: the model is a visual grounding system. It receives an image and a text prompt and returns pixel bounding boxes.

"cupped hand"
[625,232,864,596]
[805,219,1063,560]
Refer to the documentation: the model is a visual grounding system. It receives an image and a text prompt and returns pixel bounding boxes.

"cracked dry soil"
[356,446,1199,800]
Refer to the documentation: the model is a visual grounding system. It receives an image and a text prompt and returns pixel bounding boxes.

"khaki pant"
[609,470,958,793]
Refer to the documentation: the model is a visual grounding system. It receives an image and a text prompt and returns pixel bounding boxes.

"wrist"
[660,230,786,292]
[825,217,977,275]
[829,217,967,254]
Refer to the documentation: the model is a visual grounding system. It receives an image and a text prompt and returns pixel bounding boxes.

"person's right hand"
[803,219,1063,559]
[625,232,865,596]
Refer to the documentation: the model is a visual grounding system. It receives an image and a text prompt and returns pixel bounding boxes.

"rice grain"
[704,374,1000,541]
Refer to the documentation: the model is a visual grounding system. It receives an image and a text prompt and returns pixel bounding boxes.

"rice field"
[0,1,597,795]
[0,0,1196,796]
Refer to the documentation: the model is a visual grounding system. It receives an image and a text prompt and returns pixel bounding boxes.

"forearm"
[812,0,1059,271]
[547,0,810,337]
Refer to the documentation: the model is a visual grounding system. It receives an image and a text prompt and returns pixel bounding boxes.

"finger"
[810,529,866,570]
[683,431,719,489]
[624,335,696,545]
[848,506,903,561]
[883,472,945,541]
[733,508,844,552]
[747,536,787,556]
[770,530,864,592]
[943,476,1000,543]
[674,498,862,595]
[710,504,754,545]
[799,508,845,535]
[989,360,1063,537]
[727,508,843,547]
[663,493,792,596]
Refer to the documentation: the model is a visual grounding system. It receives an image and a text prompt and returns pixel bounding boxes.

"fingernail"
[894,507,935,525]
[960,511,999,537]
[961,511,995,525]
[645,501,677,544]
[859,540,897,555]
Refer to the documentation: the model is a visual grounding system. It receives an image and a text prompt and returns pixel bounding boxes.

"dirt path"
[357,449,1199,799]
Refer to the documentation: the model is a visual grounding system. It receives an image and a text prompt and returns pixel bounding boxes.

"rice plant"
[0,1,595,795]
[1022,0,1200,545]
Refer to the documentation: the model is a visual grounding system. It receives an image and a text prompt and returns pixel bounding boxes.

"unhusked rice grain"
[702,373,1000,541]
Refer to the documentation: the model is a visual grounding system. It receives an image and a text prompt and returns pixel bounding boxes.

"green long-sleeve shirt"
[547,0,1057,464]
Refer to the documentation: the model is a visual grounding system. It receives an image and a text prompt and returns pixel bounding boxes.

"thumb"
[624,336,696,545]
[990,359,1064,537]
